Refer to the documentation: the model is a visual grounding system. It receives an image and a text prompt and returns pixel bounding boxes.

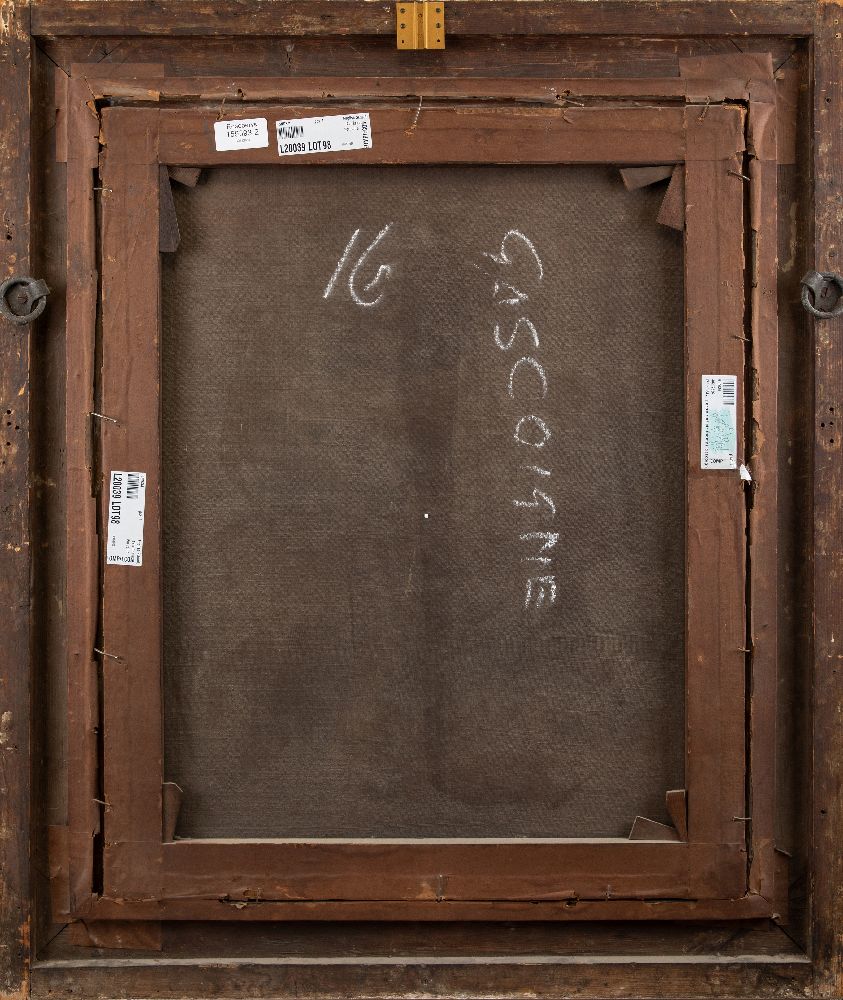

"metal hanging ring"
[0,275,50,325]
[801,270,843,320]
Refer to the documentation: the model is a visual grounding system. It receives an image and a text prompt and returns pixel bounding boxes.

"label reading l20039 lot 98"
[106,471,147,567]
[276,113,372,156]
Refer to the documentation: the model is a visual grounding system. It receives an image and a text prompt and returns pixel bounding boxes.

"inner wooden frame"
[64,94,762,921]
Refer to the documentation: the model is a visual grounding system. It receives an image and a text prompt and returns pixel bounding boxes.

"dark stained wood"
[83,890,775,924]
[682,106,748,894]
[158,840,727,903]
[29,0,816,38]
[18,8,834,995]
[811,6,843,996]
[747,97,781,909]
[29,41,74,960]
[28,947,812,1000]
[40,34,802,84]
[89,98,757,918]
[46,918,814,959]
[0,1,32,996]
[64,76,102,919]
[74,71,772,103]
[98,116,164,901]
[144,104,690,166]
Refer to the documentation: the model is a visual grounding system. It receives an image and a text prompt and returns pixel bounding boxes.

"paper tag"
[276,113,372,157]
[106,471,147,567]
[701,375,738,469]
[213,117,269,151]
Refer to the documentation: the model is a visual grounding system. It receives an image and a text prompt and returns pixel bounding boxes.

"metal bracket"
[801,270,843,319]
[0,275,50,325]
[396,1,445,50]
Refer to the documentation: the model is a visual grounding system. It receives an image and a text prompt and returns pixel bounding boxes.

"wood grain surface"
[0,1,32,996]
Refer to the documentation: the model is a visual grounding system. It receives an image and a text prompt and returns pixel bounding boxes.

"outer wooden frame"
[0,1,838,998]
[58,96,752,920]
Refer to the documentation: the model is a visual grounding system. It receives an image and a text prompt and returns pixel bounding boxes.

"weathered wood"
[98,117,164,902]
[29,0,816,38]
[682,106,748,892]
[40,34,802,83]
[64,76,101,920]
[80,889,775,924]
[15,8,832,998]
[811,6,843,996]
[0,1,32,997]
[746,88,781,909]
[28,950,812,1000]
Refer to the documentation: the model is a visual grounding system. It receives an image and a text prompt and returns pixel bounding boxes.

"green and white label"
[701,375,737,470]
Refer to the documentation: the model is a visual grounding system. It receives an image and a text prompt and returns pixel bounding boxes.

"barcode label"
[106,470,147,567]
[275,113,372,157]
[701,375,738,470]
[213,117,269,152]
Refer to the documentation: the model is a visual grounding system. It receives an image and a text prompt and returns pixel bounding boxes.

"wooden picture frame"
[63,97,749,919]
[0,2,840,997]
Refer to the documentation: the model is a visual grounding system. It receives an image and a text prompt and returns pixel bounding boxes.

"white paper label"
[276,113,372,157]
[701,375,738,469]
[213,117,269,151]
[106,471,147,567]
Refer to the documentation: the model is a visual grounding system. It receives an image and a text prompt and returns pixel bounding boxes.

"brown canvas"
[161,163,685,839]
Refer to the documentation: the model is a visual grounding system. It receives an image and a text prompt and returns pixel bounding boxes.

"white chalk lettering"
[513,488,556,519]
[493,279,529,307]
[520,531,560,566]
[483,229,545,283]
[508,356,548,400]
[484,228,555,610]
[513,414,552,448]
[494,316,540,351]
[525,575,557,610]
[323,223,395,307]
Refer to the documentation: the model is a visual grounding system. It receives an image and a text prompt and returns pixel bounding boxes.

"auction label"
[276,113,372,156]
[214,118,269,151]
[106,471,147,567]
[701,375,738,470]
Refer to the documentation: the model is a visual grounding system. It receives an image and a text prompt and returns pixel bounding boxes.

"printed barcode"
[127,472,140,500]
[278,123,304,139]
[722,380,736,405]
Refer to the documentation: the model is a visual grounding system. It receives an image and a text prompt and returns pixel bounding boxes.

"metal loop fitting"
[801,270,843,320]
[0,275,50,325]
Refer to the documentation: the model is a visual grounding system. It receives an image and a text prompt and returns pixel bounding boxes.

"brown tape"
[162,781,184,842]
[679,52,776,104]
[48,825,71,921]
[628,816,681,842]
[159,166,180,253]
[774,63,800,165]
[665,789,689,841]
[619,164,674,190]
[168,166,202,187]
[656,166,685,231]
[747,100,777,163]
[68,920,163,951]
[55,66,70,164]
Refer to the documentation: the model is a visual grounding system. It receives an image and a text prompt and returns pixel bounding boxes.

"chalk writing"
[484,229,556,611]
[495,316,539,351]
[323,223,395,307]
[508,356,548,400]
[513,414,551,449]
[318,223,558,612]
[483,229,545,282]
